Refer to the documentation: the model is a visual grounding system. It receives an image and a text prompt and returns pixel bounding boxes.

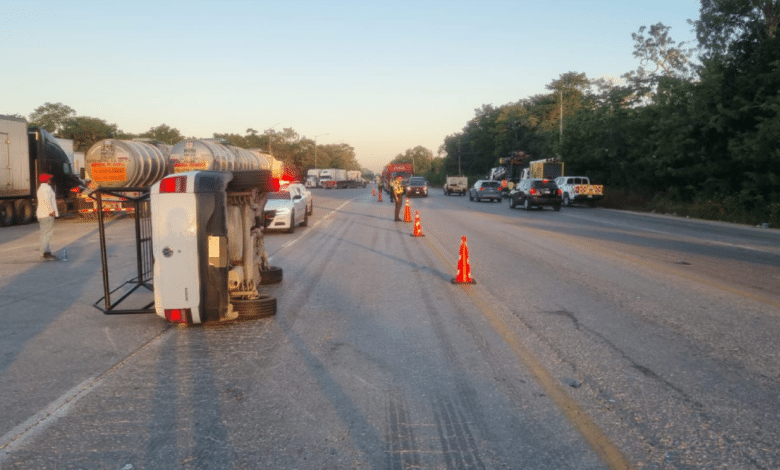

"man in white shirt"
[36,173,59,261]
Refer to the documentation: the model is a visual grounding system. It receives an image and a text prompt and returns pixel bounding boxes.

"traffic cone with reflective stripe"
[411,210,424,237]
[403,198,412,222]
[372,188,376,196]
[378,189,382,202]
[451,236,476,284]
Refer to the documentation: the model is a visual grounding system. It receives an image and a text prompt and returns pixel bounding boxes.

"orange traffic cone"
[372,188,376,196]
[451,236,476,284]
[378,189,383,202]
[411,210,424,237]
[403,198,412,222]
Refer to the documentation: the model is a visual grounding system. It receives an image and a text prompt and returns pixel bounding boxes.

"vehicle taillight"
[558,189,562,195]
[160,175,187,193]
[529,188,537,195]
[271,178,281,192]
[164,308,191,323]
[479,187,484,191]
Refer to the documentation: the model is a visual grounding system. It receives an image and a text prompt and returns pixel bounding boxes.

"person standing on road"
[36,173,59,261]
[392,175,405,221]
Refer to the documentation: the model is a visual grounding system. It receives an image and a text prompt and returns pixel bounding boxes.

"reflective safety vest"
[392,179,403,195]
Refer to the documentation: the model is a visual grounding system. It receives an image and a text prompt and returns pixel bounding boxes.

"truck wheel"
[260,266,283,285]
[14,200,34,225]
[231,294,276,319]
[0,202,15,226]
[509,197,516,209]
[563,194,571,207]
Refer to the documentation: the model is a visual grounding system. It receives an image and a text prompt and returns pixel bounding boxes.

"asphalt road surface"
[0,186,778,469]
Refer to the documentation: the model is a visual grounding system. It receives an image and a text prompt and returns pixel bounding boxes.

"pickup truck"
[443,176,467,196]
[554,176,604,207]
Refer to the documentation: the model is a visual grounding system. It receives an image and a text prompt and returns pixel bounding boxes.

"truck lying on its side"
[554,176,604,207]
[0,115,84,226]
[443,175,468,196]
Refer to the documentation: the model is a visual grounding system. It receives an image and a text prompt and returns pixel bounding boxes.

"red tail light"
[160,176,187,193]
[529,188,537,195]
[164,308,191,323]
[558,189,562,195]
[271,178,281,192]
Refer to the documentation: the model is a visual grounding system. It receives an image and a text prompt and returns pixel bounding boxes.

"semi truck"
[347,170,366,188]
[0,115,83,226]
[305,169,321,188]
[319,168,347,189]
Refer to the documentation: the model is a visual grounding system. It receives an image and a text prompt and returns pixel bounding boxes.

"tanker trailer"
[150,140,281,324]
[81,139,170,217]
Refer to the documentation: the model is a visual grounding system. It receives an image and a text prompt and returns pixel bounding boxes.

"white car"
[263,190,308,233]
[285,182,313,216]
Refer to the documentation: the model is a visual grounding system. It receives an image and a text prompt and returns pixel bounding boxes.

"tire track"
[385,388,421,470]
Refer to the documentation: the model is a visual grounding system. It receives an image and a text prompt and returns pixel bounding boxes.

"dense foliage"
[436,1,779,225]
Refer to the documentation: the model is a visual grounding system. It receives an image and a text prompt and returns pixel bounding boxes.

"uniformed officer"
[392,175,404,221]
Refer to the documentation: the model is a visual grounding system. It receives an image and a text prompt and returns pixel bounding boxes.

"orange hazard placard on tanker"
[90,162,127,182]
[173,161,209,173]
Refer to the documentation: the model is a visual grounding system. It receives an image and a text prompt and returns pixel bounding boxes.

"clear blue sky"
[2,0,701,172]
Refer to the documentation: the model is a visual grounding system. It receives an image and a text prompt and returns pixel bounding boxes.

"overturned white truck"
[150,140,280,324]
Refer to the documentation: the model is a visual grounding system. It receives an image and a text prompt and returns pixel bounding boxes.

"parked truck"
[554,176,604,207]
[0,115,83,226]
[319,168,347,189]
[347,170,366,188]
[520,158,564,181]
[443,175,468,196]
[305,169,321,188]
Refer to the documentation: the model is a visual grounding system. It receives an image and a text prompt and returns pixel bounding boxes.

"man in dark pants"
[392,175,404,221]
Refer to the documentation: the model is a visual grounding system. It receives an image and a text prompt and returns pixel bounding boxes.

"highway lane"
[0,187,778,469]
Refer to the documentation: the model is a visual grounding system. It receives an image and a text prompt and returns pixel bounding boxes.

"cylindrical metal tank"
[249,149,283,179]
[170,140,272,174]
[86,139,170,188]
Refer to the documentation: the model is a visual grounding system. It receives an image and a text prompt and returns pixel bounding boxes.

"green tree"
[60,116,120,153]
[140,124,183,144]
[391,146,434,174]
[28,102,76,135]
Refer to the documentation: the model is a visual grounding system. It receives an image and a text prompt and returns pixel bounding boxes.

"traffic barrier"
[404,198,412,222]
[411,210,424,237]
[451,236,476,284]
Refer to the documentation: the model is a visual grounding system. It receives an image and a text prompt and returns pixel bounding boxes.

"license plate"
[541,189,550,195]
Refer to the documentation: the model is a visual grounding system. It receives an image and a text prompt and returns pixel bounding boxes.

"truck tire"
[14,200,34,225]
[509,197,516,209]
[524,198,532,211]
[563,194,571,207]
[0,202,15,226]
[231,294,276,319]
[260,266,283,285]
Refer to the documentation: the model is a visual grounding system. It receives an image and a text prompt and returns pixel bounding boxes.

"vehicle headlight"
[275,207,291,215]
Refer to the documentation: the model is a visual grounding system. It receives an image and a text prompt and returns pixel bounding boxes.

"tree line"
[436,1,779,225]
[17,103,364,181]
